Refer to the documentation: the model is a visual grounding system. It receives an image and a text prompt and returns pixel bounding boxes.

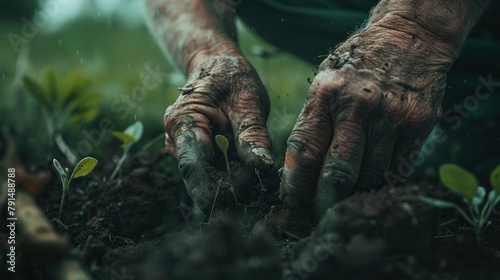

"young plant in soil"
[24,67,101,165]
[215,134,231,178]
[410,164,500,243]
[110,121,143,180]
[53,157,98,220]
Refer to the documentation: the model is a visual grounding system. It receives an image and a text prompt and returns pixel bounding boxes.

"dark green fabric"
[236,0,500,76]
[236,0,500,116]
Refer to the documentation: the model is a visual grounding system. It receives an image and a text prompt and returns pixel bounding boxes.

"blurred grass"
[0,16,314,164]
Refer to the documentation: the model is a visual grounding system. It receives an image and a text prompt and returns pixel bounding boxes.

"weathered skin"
[280,0,493,213]
[144,0,273,211]
[144,0,492,213]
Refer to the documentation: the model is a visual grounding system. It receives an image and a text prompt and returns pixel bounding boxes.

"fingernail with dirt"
[252,147,274,166]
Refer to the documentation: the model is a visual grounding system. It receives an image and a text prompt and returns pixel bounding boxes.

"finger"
[226,87,274,171]
[386,107,440,186]
[386,124,435,187]
[164,133,178,158]
[316,117,366,215]
[165,101,228,213]
[280,72,335,208]
[353,127,398,192]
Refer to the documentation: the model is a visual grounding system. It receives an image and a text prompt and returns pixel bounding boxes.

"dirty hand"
[164,53,274,212]
[280,10,467,213]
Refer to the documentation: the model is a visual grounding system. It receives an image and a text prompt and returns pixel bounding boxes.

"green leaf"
[124,121,143,142]
[439,164,478,201]
[418,195,461,209]
[61,69,92,105]
[41,66,60,99]
[70,108,99,123]
[486,190,496,204]
[72,92,101,109]
[72,157,98,179]
[490,165,500,193]
[472,186,486,206]
[112,131,137,144]
[52,159,66,180]
[215,135,229,152]
[23,75,51,109]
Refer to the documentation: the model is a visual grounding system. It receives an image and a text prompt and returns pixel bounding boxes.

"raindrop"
[134,115,137,120]
[127,62,130,68]
[281,18,284,23]
[58,39,62,45]
[77,50,79,56]
[3,74,5,79]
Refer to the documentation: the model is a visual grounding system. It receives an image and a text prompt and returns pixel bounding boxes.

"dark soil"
[1,149,500,280]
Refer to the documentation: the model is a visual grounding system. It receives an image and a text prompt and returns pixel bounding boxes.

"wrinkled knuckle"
[287,134,324,164]
[314,82,338,100]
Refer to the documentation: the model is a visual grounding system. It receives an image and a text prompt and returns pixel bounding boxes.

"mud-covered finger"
[316,120,366,215]
[353,128,398,192]
[165,112,219,213]
[226,89,274,171]
[386,127,435,187]
[280,75,334,208]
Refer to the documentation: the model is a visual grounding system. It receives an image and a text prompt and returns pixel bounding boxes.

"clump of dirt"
[2,149,500,280]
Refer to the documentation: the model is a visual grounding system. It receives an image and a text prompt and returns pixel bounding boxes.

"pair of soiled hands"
[163,21,456,214]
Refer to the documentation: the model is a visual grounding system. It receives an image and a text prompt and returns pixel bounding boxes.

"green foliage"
[490,165,500,193]
[53,157,98,220]
[72,157,99,178]
[23,66,101,164]
[110,121,144,180]
[112,132,137,145]
[215,135,231,177]
[407,164,500,243]
[112,121,143,149]
[23,66,100,125]
[439,164,478,201]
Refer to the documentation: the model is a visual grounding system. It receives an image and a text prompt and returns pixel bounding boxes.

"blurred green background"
[0,0,315,166]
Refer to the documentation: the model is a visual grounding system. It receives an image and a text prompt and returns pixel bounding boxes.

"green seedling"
[53,157,98,220]
[215,135,231,177]
[24,67,100,165]
[110,121,143,180]
[404,164,500,243]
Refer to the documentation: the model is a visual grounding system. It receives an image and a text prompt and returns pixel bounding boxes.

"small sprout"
[53,157,98,220]
[215,135,230,177]
[110,121,143,180]
[402,164,500,243]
